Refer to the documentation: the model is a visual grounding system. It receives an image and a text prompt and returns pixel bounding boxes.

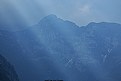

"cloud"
[79,4,91,14]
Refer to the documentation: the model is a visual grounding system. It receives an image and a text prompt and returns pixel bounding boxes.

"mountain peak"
[38,14,60,24]
[46,14,57,18]
[42,14,58,20]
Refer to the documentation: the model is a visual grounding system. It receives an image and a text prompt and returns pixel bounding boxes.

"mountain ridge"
[0,14,121,32]
[1,14,121,81]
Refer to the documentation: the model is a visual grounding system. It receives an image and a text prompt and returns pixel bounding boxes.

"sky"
[0,0,121,30]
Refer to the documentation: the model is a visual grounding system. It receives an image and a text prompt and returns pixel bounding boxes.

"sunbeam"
[0,0,121,81]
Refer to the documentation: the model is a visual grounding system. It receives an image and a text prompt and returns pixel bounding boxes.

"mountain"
[0,54,19,81]
[0,14,121,81]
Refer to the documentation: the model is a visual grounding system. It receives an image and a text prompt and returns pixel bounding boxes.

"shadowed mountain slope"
[0,15,121,81]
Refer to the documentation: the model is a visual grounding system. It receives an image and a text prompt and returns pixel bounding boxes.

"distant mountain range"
[0,14,121,81]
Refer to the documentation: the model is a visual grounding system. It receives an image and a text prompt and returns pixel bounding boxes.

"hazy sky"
[0,0,121,28]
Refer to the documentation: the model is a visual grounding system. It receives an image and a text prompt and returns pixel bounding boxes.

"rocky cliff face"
[0,15,121,81]
[0,54,19,81]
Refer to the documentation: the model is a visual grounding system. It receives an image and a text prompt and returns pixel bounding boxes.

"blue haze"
[0,0,121,30]
[0,15,121,81]
[0,0,121,81]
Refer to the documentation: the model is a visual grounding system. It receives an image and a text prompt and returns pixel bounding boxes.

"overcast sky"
[0,0,121,29]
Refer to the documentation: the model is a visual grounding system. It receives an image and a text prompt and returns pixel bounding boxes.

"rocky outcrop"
[0,54,19,81]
